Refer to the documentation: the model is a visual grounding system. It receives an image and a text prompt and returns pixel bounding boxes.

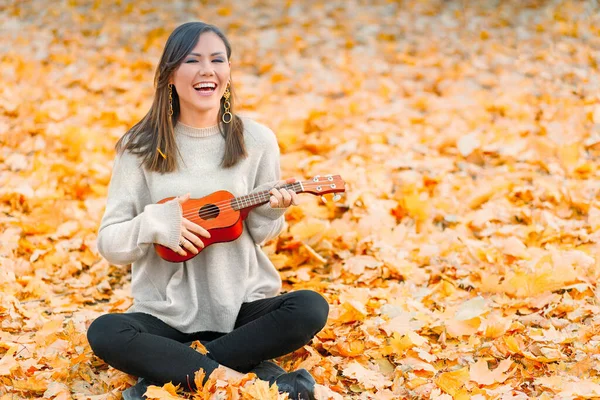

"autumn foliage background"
[2,0,600,399]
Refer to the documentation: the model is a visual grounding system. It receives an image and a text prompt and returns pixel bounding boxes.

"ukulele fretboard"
[231,182,303,210]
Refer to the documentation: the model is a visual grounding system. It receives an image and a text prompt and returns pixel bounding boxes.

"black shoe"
[250,360,287,383]
[274,369,316,400]
[122,378,158,400]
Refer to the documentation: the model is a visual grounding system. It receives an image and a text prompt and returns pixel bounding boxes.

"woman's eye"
[185,59,223,63]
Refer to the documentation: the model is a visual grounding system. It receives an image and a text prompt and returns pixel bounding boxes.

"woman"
[87,21,329,400]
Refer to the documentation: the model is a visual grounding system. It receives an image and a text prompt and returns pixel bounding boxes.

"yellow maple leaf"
[435,367,470,398]
[144,382,184,400]
[503,335,522,354]
[342,361,392,390]
[0,346,18,376]
[335,302,366,324]
[34,318,65,346]
[240,379,281,400]
[557,142,581,173]
[384,332,412,355]
[479,313,512,339]
[494,236,530,259]
[403,191,428,222]
[469,358,513,385]
[289,217,328,241]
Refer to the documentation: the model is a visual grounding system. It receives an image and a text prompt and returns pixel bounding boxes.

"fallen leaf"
[469,358,513,385]
[342,361,392,390]
[454,296,488,321]
[144,383,184,400]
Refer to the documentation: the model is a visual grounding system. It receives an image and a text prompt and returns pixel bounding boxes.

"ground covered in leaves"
[2,0,600,399]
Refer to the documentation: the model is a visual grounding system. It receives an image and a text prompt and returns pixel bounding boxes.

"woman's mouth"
[193,82,217,96]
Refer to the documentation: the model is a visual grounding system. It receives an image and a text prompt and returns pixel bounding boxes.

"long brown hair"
[116,22,246,173]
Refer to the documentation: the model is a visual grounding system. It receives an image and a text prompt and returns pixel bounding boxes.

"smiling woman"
[115,23,245,172]
[85,22,327,400]
[171,34,231,128]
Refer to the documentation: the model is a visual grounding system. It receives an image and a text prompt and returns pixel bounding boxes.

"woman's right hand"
[174,193,211,256]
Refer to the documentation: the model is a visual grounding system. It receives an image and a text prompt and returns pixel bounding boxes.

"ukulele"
[154,175,346,262]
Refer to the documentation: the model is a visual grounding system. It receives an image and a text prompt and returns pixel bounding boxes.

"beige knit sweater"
[96,117,286,333]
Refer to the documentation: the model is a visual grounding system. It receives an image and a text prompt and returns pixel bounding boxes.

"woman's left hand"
[269,177,300,209]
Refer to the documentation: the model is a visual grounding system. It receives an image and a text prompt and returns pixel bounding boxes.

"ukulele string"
[181,182,304,219]
[181,181,338,220]
[182,181,317,220]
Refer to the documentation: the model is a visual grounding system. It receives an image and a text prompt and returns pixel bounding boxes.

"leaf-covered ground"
[2,0,600,399]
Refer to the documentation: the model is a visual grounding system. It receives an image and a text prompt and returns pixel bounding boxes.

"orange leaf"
[194,369,206,392]
[239,379,280,399]
[190,340,209,355]
[336,339,365,357]
[336,302,366,324]
[144,382,183,400]
[435,367,470,397]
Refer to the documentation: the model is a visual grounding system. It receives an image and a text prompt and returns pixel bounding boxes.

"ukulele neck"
[231,182,304,211]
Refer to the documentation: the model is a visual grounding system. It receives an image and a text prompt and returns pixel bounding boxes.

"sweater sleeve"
[96,150,182,265]
[246,126,287,245]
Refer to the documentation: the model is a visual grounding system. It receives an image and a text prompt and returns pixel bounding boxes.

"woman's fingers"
[270,188,284,208]
[277,177,297,186]
[172,194,210,256]
[177,233,203,255]
[179,234,202,254]
[270,188,298,208]
[183,218,211,238]
[176,218,210,255]
[280,188,292,207]
[176,193,190,204]
[290,190,300,205]
[175,239,187,256]
[182,230,204,250]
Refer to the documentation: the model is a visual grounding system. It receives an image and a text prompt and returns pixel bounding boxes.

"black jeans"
[87,290,329,391]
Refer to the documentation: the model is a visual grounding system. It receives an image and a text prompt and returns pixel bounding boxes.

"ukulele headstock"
[302,175,346,196]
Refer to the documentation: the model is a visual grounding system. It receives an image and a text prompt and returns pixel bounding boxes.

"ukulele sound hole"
[198,204,220,220]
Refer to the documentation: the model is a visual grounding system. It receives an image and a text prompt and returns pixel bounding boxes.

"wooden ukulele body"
[153,190,251,263]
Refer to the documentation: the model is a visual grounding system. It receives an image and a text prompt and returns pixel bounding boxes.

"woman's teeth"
[193,83,217,92]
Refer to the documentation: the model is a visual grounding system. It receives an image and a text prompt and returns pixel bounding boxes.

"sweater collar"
[175,121,221,138]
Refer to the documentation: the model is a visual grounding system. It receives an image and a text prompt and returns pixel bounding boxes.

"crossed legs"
[87,290,329,391]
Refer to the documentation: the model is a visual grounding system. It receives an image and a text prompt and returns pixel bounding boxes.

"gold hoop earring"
[222,82,232,124]
[168,84,173,117]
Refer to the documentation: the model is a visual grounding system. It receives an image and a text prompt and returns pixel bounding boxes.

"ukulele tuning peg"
[321,195,328,204]
[333,194,341,202]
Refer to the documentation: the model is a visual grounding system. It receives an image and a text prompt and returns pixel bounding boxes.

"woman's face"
[171,31,231,120]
